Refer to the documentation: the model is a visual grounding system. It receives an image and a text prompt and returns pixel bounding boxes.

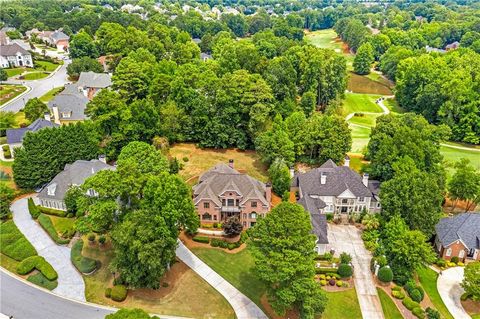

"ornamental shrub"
[38,206,67,217]
[410,289,422,303]
[320,280,327,286]
[193,236,210,243]
[340,252,352,264]
[27,198,41,219]
[451,256,459,264]
[71,240,97,273]
[98,235,106,245]
[88,233,96,243]
[329,279,336,286]
[392,290,405,299]
[378,266,393,283]
[436,259,446,267]
[460,293,470,301]
[319,274,326,280]
[402,297,420,311]
[392,286,401,292]
[338,263,353,278]
[38,214,70,245]
[16,256,58,280]
[426,307,440,319]
[336,280,343,287]
[412,307,425,319]
[27,273,58,290]
[111,285,127,302]
[447,262,456,267]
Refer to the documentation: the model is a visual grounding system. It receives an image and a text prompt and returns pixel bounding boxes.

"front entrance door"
[341,206,348,213]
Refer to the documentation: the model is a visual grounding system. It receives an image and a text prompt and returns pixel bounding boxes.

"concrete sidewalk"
[437,267,471,319]
[328,224,385,319]
[11,196,86,301]
[176,241,267,319]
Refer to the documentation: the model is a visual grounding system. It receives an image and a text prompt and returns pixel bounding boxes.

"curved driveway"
[11,196,86,301]
[1,59,70,112]
[437,267,471,319]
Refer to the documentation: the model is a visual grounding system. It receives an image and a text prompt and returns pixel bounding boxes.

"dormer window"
[358,197,365,202]
[61,111,71,118]
[47,183,57,196]
[251,201,257,207]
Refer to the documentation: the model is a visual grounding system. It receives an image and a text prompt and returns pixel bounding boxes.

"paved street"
[11,196,86,301]
[437,267,471,319]
[1,59,70,113]
[327,224,385,319]
[176,241,268,319]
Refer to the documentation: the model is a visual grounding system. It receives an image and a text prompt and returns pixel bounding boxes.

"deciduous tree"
[23,98,48,122]
[462,262,480,301]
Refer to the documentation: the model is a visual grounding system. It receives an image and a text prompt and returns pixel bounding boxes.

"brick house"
[27,29,70,51]
[434,213,480,262]
[193,160,271,228]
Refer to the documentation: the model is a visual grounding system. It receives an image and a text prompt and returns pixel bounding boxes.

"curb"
[0,84,32,109]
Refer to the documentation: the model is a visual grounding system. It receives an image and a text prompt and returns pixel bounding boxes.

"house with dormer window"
[37,157,115,210]
[193,160,271,228]
[291,157,382,253]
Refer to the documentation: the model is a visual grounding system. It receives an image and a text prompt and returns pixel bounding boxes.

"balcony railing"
[221,206,241,213]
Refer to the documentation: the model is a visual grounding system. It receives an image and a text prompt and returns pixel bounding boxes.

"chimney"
[362,173,369,187]
[52,105,61,124]
[320,172,327,185]
[98,154,106,164]
[289,166,295,178]
[44,112,51,122]
[344,155,350,167]
[265,182,272,206]
[228,159,234,169]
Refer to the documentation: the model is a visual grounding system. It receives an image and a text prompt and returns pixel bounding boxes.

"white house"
[0,43,33,68]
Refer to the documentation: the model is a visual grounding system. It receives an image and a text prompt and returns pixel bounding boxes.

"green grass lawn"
[383,98,405,114]
[39,86,64,103]
[191,246,267,309]
[416,267,454,319]
[22,72,50,80]
[50,216,75,238]
[349,125,371,153]
[5,68,25,78]
[440,145,480,171]
[348,73,393,95]
[34,60,59,72]
[342,93,383,115]
[305,29,354,70]
[321,289,362,319]
[377,288,403,319]
[349,113,382,128]
[0,84,27,105]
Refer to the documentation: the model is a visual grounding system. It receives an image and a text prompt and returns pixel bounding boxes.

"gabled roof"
[38,159,115,201]
[6,119,59,144]
[77,72,112,89]
[51,30,69,42]
[193,163,269,207]
[0,43,30,56]
[435,213,480,250]
[297,196,328,244]
[295,160,374,198]
[48,84,89,121]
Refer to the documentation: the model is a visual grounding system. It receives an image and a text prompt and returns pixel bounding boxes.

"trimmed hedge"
[2,145,11,159]
[402,297,420,311]
[38,206,67,217]
[16,256,58,280]
[38,214,70,245]
[315,267,338,275]
[0,221,37,261]
[192,236,210,244]
[405,280,424,302]
[338,263,353,278]
[28,198,41,219]
[111,285,128,302]
[378,266,393,283]
[27,272,58,290]
[392,290,405,299]
[71,240,97,274]
[412,307,425,319]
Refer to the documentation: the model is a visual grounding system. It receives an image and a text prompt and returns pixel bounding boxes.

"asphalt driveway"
[327,224,385,319]
[437,267,471,319]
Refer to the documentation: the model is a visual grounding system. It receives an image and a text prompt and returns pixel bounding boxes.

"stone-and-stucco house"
[26,29,70,51]
[0,43,33,68]
[38,157,115,211]
[291,157,381,254]
[48,72,112,124]
[5,115,59,156]
[435,213,480,262]
[193,160,271,229]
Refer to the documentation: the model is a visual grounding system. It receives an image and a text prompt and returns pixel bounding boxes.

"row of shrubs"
[16,255,58,281]
[315,267,339,275]
[404,280,425,303]
[28,198,67,218]
[38,214,70,245]
[2,145,11,159]
[71,240,97,274]
[192,232,248,250]
[27,272,58,290]
[200,223,223,229]
[391,286,440,319]
[87,233,107,245]
[105,285,128,302]
[435,257,464,268]
[0,220,37,261]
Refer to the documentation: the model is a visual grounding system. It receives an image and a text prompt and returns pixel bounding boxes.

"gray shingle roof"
[51,30,69,42]
[0,43,30,56]
[193,163,269,207]
[38,159,115,201]
[297,195,328,244]
[6,119,59,144]
[48,84,89,121]
[435,213,480,249]
[77,71,112,89]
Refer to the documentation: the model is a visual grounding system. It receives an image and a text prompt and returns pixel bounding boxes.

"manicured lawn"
[321,289,362,319]
[305,29,344,52]
[5,68,25,78]
[377,288,403,319]
[191,246,266,309]
[349,125,371,153]
[83,242,235,319]
[342,93,383,115]
[22,72,50,80]
[383,98,405,114]
[416,267,454,319]
[440,145,480,171]
[50,216,75,238]
[35,60,59,72]
[169,143,268,182]
[349,113,382,128]
[0,85,27,105]
[347,153,368,173]
[39,86,64,103]
[348,72,393,95]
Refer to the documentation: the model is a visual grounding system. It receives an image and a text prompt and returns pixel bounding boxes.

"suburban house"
[48,72,112,124]
[5,115,59,155]
[193,160,271,229]
[434,213,480,262]
[27,29,70,51]
[37,157,115,211]
[0,43,33,68]
[291,157,381,254]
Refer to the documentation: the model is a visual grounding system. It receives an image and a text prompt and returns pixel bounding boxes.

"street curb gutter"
[0,84,32,109]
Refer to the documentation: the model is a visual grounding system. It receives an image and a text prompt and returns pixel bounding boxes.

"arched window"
[202,213,212,221]
[250,212,257,219]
